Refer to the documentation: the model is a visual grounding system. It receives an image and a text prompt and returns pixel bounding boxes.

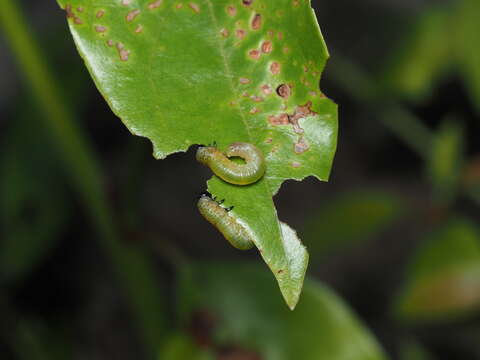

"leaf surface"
[56,0,337,308]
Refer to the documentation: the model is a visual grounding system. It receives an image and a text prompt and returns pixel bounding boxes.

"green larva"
[197,194,254,250]
[196,142,266,185]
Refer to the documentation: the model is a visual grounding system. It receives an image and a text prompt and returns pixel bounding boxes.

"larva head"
[196,146,218,165]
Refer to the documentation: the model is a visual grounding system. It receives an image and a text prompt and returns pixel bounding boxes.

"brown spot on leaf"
[265,138,273,144]
[106,39,114,46]
[261,84,272,95]
[242,0,254,6]
[251,14,262,30]
[251,95,264,102]
[188,2,200,13]
[176,3,184,9]
[227,5,237,16]
[236,29,246,39]
[249,49,261,60]
[239,78,251,84]
[116,42,130,61]
[250,107,259,114]
[289,101,316,134]
[277,269,284,274]
[126,9,140,22]
[96,9,105,18]
[220,28,229,37]
[95,25,107,33]
[276,84,291,99]
[270,62,280,75]
[261,41,272,53]
[64,4,73,17]
[148,0,162,9]
[77,6,84,12]
[292,161,301,168]
[292,0,300,6]
[268,113,289,125]
[134,24,144,33]
[283,46,290,54]
[121,0,131,5]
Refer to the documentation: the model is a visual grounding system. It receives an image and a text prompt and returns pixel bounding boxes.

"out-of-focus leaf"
[380,6,452,101]
[178,263,388,360]
[56,0,338,309]
[400,340,434,360]
[455,0,480,112]
[302,190,404,258]
[10,318,72,360]
[427,118,464,205]
[158,334,214,360]
[395,218,480,323]
[0,115,70,284]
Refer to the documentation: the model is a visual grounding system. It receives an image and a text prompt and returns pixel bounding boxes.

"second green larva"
[197,194,254,250]
[196,142,266,185]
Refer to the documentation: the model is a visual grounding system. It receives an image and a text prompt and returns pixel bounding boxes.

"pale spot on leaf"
[270,62,280,75]
[126,9,141,22]
[188,3,200,13]
[148,0,162,9]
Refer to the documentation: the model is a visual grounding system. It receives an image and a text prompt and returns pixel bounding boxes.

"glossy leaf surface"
[56,0,337,308]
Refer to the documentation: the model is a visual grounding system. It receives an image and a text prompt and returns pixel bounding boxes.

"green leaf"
[395,218,480,323]
[380,5,452,101]
[427,118,464,205]
[302,190,404,258]
[56,0,337,308]
[0,115,70,283]
[178,262,389,360]
[455,0,480,111]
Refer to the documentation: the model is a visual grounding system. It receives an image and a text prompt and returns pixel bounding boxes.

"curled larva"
[196,142,266,185]
[197,194,254,250]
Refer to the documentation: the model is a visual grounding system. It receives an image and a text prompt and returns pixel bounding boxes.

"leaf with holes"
[56,0,337,309]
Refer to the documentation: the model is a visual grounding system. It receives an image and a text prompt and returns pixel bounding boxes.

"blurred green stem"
[0,1,165,356]
[328,53,480,206]
[328,54,433,157]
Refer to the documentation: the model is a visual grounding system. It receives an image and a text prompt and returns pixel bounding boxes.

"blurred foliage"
[427,118,464,206]
[177,263,388,360]
[400,340,434,360]
[395,218,480,323]
[0,113,70,284]
[382,0,480,111]
[302,190,404,258]
[158,334,214,360]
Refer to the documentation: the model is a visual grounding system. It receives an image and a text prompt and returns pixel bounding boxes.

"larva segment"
[197,195,254,250]
[196,142,266,185]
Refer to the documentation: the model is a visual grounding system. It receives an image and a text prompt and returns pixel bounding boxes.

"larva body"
[197,194,254,250]
[196,142,266,185]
